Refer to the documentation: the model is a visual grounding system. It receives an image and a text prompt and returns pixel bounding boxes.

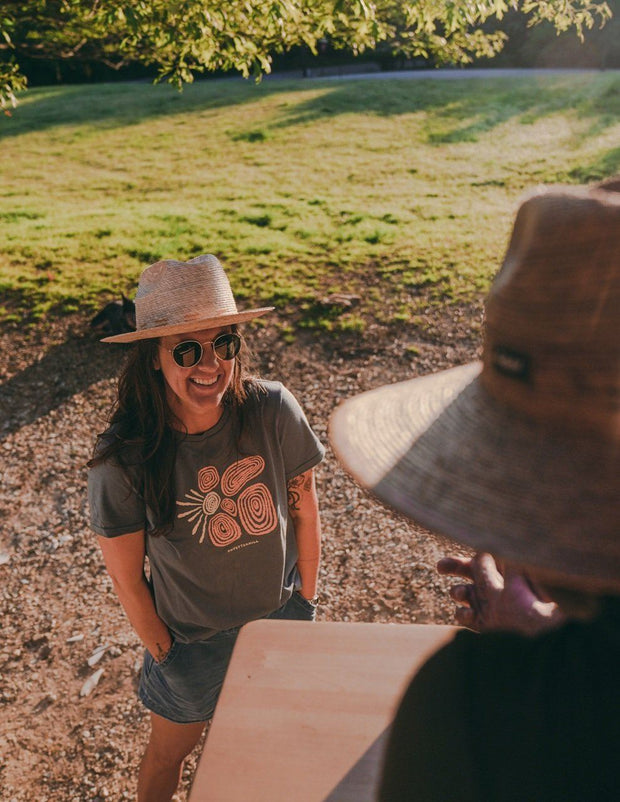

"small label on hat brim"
[492,346,531,382]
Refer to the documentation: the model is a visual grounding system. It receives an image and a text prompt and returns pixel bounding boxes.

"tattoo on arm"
[155,641,171,663]
[287,471,313,511]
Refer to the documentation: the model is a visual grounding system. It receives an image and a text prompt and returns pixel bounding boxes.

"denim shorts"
[138,591,316,723]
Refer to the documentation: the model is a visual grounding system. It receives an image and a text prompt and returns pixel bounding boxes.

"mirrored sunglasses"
[167,332,242,367]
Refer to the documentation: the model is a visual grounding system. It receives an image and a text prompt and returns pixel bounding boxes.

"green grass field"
[1,71,619,331]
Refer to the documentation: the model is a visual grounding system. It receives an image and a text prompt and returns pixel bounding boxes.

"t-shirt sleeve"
[378,633,479,802]
[276,383,325,480]
[88,457,147,538]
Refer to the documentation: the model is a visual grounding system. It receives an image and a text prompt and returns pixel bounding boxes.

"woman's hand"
[437,552,565,636]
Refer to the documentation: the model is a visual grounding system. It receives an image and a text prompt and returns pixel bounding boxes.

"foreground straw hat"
[330,183,620,593]
[102,254,273,343]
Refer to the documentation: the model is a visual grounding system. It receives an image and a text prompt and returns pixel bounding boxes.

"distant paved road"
[318,67,618,81]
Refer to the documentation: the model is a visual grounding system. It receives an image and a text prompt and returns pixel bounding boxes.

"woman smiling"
[88,254,324,801]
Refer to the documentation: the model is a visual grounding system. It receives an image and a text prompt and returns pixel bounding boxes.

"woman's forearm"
[295,517,321,598]
[110,574,173,662]
[288,468,322,599]
[297,556,320,598]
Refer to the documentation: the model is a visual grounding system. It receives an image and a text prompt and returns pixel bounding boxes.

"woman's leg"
[138,712,206,802]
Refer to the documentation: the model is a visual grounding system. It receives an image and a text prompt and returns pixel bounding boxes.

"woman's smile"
[191,376,218,387]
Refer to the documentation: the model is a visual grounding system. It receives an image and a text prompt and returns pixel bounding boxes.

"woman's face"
[154,325,236,433]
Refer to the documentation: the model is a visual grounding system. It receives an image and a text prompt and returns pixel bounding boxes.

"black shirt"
[380,599,620,801]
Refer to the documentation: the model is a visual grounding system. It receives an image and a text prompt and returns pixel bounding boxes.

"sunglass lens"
[213,333,241,360]
[173,341,202,367]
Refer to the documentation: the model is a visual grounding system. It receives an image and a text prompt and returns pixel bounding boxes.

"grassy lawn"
[1,71,619,332]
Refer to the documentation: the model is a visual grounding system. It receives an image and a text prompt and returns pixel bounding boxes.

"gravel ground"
[0,305,479,800]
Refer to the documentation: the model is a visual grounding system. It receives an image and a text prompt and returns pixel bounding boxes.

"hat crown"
[135,254,238,332]
[482,186,620,440]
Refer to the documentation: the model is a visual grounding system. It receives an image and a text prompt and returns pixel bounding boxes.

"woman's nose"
[199,343,218,367]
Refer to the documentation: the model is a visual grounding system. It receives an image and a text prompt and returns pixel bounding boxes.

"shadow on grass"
[272,72,620,145]
[566,145,620,183]
[2,72,618,148]
[0,77,301,140]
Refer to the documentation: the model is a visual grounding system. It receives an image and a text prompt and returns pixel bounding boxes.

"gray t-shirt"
[88,381,325,642]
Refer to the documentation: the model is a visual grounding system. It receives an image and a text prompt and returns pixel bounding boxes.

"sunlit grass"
[1,72,619,330]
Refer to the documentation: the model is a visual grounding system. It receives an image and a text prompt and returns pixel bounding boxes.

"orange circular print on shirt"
[198,465,219,493]
[178,456,278,547]
[221,497,237,516]
[237,484,277,536]
[208,513,242,547]
[221,456,265,496]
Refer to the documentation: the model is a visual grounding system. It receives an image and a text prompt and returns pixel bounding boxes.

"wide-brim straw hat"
[101,254,274,343]
[330,183,620,594]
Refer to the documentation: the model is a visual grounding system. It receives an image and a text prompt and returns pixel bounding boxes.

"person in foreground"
[330,180,620,801]
[88,254,324,802]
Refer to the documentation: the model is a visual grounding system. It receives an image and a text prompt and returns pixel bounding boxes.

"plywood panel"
[190,620,457,802]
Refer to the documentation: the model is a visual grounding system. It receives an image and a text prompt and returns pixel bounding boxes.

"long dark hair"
[88,326,261,537]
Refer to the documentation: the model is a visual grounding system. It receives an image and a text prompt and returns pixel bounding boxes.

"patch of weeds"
[126,248,163,263]
[0,210,44,222]
[158,214,189,223]
[364,228,392,245]
[295,229,314,240]
[33,273,54,287]
[307,198,325,207]
[406,344,420,356]
[296,293,362,332]
[334,314,365,333]
[340,212,365,225]
[267,282,312,303]
[401,271,436,288]
[377,263,402,276]
[242,214,272,228]
[95,229,112,238]
[244,245,273,255]
[380,213,399,224]
[471,179,507,188]
[231,129,270,142]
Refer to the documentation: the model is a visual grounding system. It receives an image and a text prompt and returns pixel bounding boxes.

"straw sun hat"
[101,254,273,343]
[330,183,620,593]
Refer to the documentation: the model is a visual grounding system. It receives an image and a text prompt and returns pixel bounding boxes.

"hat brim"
[329,362,620,594]
[100,307,274,343]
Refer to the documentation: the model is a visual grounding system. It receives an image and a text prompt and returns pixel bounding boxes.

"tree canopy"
[0,0,612,110]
